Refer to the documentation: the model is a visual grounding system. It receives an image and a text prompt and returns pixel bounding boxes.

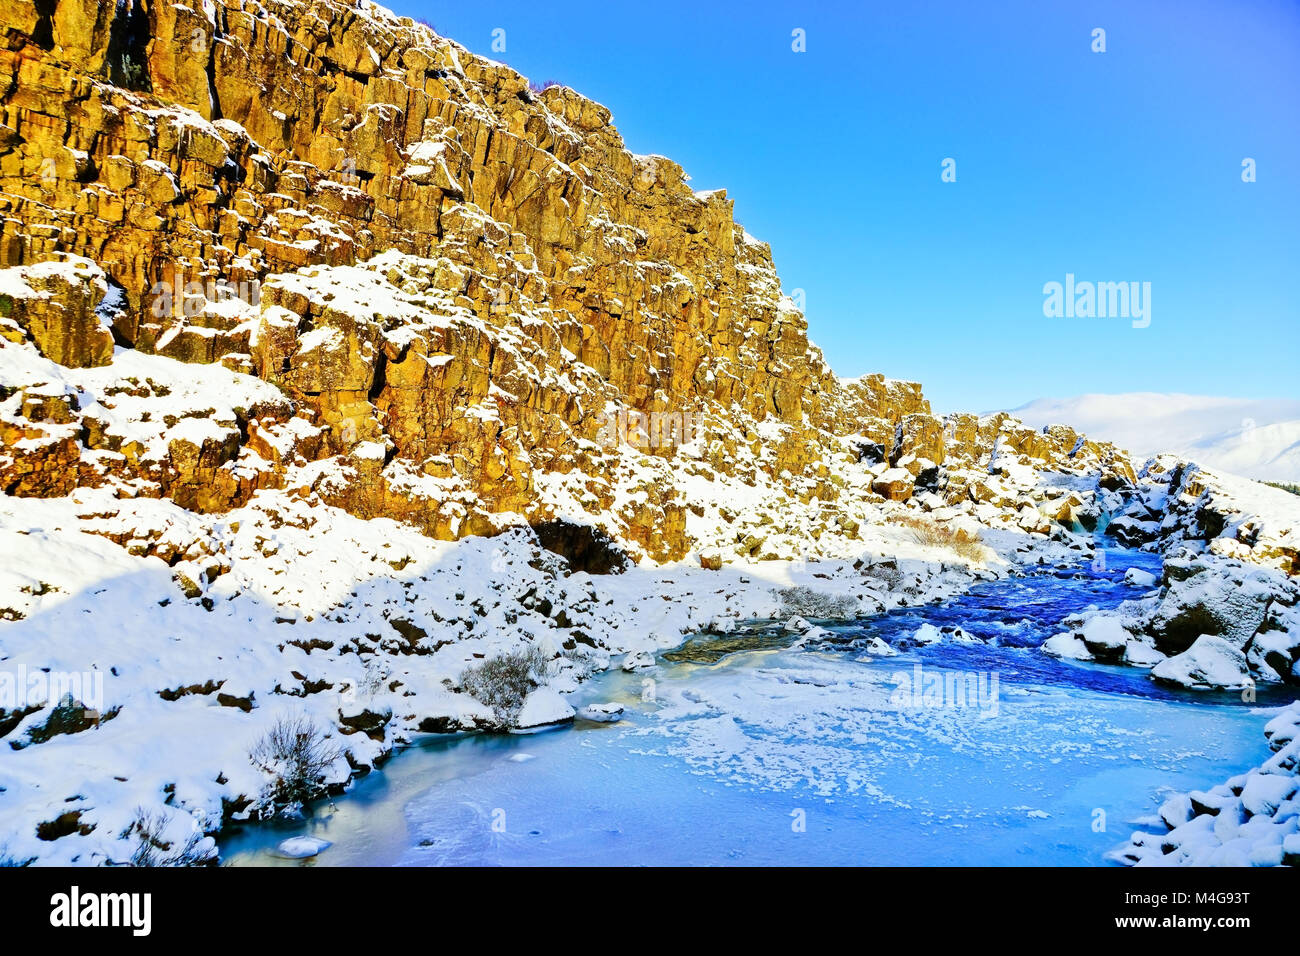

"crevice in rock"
[367,351,388,403]
[106,0,152,92]
[32,0,57,51]
[205,25,224,120]
[530,520,629,575]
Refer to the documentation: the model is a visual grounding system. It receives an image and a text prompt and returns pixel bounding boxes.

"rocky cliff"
[1,0,850,557]
[0,0,1159,567]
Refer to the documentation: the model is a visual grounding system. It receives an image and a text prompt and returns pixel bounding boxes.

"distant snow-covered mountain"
[1008,394,1300,483]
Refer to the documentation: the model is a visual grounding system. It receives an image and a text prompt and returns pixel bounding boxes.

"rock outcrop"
[0,0,849,555]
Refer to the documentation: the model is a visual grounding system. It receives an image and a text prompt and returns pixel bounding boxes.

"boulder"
[578,702,625,723]
[621,651,655,672]
[1151,635,1251,690]
[1147,567,1272,655]
[1079,615,1131,663]
[274,836,332,859]
[0,258,114,368]
[698,549,723,571]
[513,688,576,729]
[1042,632,1091,660]
[1124,567,1158,589]
[872,467,914,501]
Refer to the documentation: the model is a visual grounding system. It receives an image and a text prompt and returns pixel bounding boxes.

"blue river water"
[220,544,1297,866]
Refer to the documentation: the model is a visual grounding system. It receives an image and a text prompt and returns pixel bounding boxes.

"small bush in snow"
[460,646,550,723]
[125,808,214,867]
[356,657,389,699]
[774,586,856,620]
[863,561,903,590]
[895,516,985,561]
[249,716,342,813]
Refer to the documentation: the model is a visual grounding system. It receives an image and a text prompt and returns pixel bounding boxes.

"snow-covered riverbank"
[218,544,1296,866]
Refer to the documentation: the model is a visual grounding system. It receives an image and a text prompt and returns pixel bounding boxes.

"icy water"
[221,545,1296,866]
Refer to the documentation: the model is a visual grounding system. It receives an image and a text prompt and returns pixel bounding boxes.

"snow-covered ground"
[0,476,1063,865]
[1011,394,1300,483]
[3,329,1299,866]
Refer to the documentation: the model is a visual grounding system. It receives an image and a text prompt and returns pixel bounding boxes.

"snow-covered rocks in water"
[577,702,625,723]
[911,623,943,645]
[513,688,576,730]
[1077,615,1132,663]
[621,651,656,672]
[1147,559,1275,655]
[1051,550,1300,688]
[1124,567,1157,589]
[1239,772,1296,817]
[1042,632,1091,660]
[781,615,814,634]
[1284,834,1300,867]
[1265,708,1299,751]
[1121,638,1166,668]
[275,836,332,859]
[863,636,898,657]
[1151,635,1251,690]
[1158,793,1194,830]
[1040,612,1163,667]
[1117,703,1300,867]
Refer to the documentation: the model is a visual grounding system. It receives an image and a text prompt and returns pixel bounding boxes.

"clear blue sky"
[383,0,1299,413]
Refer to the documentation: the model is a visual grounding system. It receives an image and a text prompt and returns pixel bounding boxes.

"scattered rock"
[1123,567,1157,589]
[513,688,576,730]
[1151,635,1251,690]
[275,836,332,859]
[578,702,624,723]
[621,651,655,672]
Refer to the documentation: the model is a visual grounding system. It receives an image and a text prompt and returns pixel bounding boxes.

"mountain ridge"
[1010,393,1300,483]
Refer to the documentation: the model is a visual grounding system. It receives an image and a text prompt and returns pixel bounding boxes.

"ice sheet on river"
[380,644,1275,866]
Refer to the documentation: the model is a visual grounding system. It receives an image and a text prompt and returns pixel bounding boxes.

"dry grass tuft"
[893,515,985,562]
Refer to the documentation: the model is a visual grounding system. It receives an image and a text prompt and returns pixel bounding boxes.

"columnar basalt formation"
[0,0,855,555]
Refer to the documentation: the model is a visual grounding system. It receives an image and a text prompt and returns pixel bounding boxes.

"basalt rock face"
[0,0,1204,564]
[0,0,850,556]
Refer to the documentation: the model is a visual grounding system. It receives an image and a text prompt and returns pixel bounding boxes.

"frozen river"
[221,545,1293,866]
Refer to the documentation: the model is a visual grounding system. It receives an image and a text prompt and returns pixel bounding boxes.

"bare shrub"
[249,716,342,812]
[460,646,550,724]
[894,515,985,561]
[863,561,903,590]
[774,586,856,619]
[125,808,214,867]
